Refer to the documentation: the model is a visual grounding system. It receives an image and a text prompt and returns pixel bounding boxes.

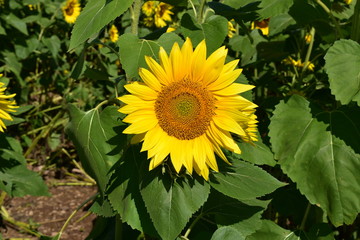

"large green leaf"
[118,32,183,80]
[211,226,245,240]
[324,39,360,106]
[140,170,210,240]
[210,161,284,200]
[106,146,157,236]
[69,0,134,50]
[118,33,159,80]
[66,105,127,195]
[268,95,360,226]
[180,13,228,54]
[234,134,276,166]
[257,0,294,19]
[204,191,269,237]
[0,136,49,197]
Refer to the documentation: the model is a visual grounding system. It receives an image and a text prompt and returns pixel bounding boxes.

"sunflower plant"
[1,0,360,239]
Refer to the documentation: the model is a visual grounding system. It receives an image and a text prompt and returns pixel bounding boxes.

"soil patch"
[1,183,97,240]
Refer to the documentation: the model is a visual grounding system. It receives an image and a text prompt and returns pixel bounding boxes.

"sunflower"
[251,19,270,36]
[227,20,236,38]
[118,38,258,180]
[0,80,18,132]
[142,1,173,28]
[109,25,119,43]
[62,0,81,24]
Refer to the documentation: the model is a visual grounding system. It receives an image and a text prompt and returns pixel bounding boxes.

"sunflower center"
[65,3,75,15]
[155,80,215,140]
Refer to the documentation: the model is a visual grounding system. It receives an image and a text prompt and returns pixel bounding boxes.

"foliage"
[1,0,360,239]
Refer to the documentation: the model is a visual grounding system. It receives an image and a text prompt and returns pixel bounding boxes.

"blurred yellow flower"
[109,25,119,43]
[344,0,352,4]
[118,38,258,180]
[305,33,312,44]
[28,4,37,10]
[166,26,176,32]
[0,81,19,132]
[142,1,155,16]
[283,57,315,71]
[227,20,236,38]
[251,19,270,36]
[62,0,81,24]
[142,1,173,28]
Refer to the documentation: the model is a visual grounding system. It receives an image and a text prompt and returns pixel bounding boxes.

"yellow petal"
[213,83,254,96]
[181,38,193,77]
[145,56,171,85]
[191,40,207,82]
[124,82,158,100]
[170,138,185,173]
[139,68,162,92]
[213,114,246,138]
[123,115,158,134]
[158,47,173,82]
[208,69,243,91]
[209,121,241,154]
[122,110,156,123]
[170,42,184,82]
[202,46,227,85]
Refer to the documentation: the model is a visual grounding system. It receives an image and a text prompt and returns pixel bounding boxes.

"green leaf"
[246,220,291,240]
[180,13,228,54]
[257,0,294,19]
[66,105,127,195]
[268,95,360,226]
[118,33,160,80]
[42,35,61,58]
[234,133,276,166]
[106,146,157,235]
[140,171,210,240]
[210,161,284,200]
[324,39,360,106]
[268,13,295,36]
[211,226,245,240]
[0,136,49,197]
[69,0,134,50]
[204,191,269,237]
[5,13,28,35]
[89,195,116,217]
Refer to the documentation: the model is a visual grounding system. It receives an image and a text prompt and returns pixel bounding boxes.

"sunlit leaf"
[269,95,360,226]
[140,170,210,240]
[180,13,228,54]
[211,226,245,240]
[210,161,284,201]
[69,0,134,50]
[257,0,294,19]
[66,105,127,196]
[324,39,360,106]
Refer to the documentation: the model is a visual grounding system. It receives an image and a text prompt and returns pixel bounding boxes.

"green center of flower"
[155,80,215,140]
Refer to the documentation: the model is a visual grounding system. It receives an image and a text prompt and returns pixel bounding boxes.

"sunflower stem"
[131,0,142,36]
[315,0,343,39]
[301,27,315,73]
[183,212,203,239]
[351,0,360,43]
[115,214,123,240]
[300,202,311,230]
[198,0,207,23]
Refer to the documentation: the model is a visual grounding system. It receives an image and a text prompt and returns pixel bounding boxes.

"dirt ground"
[1,182,98,240]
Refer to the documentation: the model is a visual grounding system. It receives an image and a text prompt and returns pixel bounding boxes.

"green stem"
[197,0,207,23]
[302,27,315,73]
[131,0,142,36]
[115,214,123,240]
[57,193,97,240]
[300,203,311,230]
[315,0,343,39]
[188,0,197,18]
[351,0,360,43]
[183,213,203,239]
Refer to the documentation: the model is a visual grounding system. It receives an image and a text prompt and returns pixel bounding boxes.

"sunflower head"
[62,0,81,24]
[109,25,119,43]
[0,81,19,132]
[251,18,270,36]
[142,1,173,28]
[118,38,258,180]
[227,20,236,38]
